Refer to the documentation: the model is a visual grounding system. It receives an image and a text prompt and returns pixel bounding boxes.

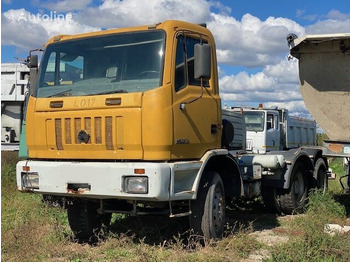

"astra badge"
[77,130,90,143]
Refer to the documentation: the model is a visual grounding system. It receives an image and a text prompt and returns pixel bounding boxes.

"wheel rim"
[293,171,305,202]
[213,187,224,233]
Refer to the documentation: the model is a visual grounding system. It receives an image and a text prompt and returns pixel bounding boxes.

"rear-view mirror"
[194,43,211,80]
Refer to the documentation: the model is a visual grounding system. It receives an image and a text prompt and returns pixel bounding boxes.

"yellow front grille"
[54,116,116,150]
[65,118,72,144]
[74,118,82,144]
[55,119,63,150]
[105,116,113,150]
[85,118,91,144]
[95,117,102,144]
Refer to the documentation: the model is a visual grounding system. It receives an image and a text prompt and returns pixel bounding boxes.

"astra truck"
[16,20,327,241]
[288,33,350,192]
[230,105,317,154]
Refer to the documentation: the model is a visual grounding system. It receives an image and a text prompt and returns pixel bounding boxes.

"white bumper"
[16,160,202,201]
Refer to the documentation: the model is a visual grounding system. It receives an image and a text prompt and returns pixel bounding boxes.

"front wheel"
[190,171,225,240]
[67,199,111,242]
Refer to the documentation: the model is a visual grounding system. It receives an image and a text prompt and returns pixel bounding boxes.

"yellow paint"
[27,20,221,160]
[46,81,73,86]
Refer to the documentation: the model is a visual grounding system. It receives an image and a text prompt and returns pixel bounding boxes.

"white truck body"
[1,63,29,150]
[239,107,316,154]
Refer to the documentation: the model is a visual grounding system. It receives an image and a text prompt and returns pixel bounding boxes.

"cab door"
[265,111,280,151]
[171,34,220,159]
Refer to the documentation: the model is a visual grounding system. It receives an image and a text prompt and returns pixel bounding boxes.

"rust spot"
[67,188,89,194]
[19,187,35,193]
[67,183,91,194]
[328,143,343,153]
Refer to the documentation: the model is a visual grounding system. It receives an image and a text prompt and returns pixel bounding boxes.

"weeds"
[2,151,349,261]
[269,190,350,262]
[307,190,346,221]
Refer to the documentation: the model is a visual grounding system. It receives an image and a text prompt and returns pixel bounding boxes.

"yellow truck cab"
[25,20,221,160]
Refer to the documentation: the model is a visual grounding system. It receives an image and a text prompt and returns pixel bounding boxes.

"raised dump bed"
[289,34,350,142]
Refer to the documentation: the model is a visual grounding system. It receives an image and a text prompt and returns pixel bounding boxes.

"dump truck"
[232,106,316,154]
[288,33,350,191]
[16,20,327,241]
[1,63,29,151]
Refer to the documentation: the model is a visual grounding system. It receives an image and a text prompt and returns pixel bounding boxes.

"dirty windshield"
[36,31,165,98]
[243,111,265,132]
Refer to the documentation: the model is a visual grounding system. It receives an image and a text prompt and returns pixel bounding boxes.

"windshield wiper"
[84,89,128,96]
[47,89,72,98]
[246,124,258,133]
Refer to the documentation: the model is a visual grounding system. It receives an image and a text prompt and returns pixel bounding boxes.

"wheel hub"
[213,188,224,230]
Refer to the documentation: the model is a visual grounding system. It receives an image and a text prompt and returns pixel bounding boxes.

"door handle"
[211,124,218,134]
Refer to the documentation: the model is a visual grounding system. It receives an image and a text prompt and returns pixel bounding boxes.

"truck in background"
[235,105,317,154]
[227,105,327,202]
[288,33,350,192]
[16,20,328,242]
[1,63,29,151]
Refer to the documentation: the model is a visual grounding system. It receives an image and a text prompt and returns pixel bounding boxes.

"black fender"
[298,147,328,180]
[202,152,243,198]
[262,148,314,190]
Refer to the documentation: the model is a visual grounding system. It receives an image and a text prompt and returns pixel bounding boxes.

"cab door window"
[175,35,209,92]
[267,113,278,130]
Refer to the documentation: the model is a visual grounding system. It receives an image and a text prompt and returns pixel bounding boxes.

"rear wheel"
[261,187,282,214]
[190,171,225,240]
[279,162,309,214]
[314,158,328,193]
[67,199,111,242]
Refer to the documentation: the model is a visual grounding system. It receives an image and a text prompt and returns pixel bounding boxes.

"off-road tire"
[190,171,225,240]
[67,199,111,242]
[279,162,309,214]
[261,187,282,214]
[314,158,328,193]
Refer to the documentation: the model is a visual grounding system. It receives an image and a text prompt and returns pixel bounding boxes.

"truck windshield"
[243,111,265,132]
[36,30,165,98]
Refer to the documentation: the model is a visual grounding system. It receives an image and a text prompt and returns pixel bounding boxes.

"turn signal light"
[134,168,145,174]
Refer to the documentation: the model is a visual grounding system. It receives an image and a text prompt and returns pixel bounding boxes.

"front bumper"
[16,160,201,201]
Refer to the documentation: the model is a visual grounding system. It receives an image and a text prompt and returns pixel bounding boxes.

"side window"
[175,36,186,91]
[175,35,210,92]
[186,37,201,86]
[42,52,56,85]
[267,113,278,130]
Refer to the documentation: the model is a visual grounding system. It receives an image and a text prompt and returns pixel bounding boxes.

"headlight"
[124,176,148,194]
[21,172,39,189]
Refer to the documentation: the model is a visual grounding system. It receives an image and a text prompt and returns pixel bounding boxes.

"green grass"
[268,190,350,262]
[2,152,349,261]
